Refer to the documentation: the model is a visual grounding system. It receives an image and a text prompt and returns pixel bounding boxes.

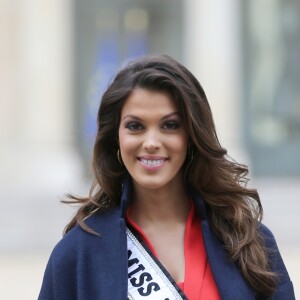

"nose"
[143,131,161,151]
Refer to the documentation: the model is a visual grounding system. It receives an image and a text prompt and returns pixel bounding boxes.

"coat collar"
[120,173,132,217]
[190,191,255,299]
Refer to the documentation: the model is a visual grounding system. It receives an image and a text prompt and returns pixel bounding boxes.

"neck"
[129,179,190,227]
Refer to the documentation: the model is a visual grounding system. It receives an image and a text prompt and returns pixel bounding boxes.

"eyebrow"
[122,112,181,121]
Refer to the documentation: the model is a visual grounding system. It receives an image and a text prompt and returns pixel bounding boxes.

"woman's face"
[118,88,188,191]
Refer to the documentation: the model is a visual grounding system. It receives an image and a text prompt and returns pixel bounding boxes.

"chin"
[133,178,168,191]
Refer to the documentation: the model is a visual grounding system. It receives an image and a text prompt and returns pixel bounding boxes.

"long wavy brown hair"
[64,55,277,297]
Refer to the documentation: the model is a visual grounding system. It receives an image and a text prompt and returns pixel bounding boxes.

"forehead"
[120,88,178,118]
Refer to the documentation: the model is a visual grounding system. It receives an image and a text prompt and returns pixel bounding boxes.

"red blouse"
[126,203,220,300]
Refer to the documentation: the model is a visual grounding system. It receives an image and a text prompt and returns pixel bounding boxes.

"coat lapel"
[192,190,256,300]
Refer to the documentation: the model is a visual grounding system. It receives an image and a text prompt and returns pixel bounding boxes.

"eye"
[162,121,180,130]
[125,122,144,131]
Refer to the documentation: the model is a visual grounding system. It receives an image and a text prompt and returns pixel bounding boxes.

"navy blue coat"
[39,178,295,299]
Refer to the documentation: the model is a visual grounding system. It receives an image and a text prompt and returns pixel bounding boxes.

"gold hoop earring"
[117,149,123,165]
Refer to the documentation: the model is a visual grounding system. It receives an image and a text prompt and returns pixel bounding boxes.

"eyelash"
[125,121,180,131]
[162,121,180,130]
[125,122,143,131]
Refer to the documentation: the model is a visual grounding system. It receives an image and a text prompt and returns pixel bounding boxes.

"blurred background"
[0,0,299,299]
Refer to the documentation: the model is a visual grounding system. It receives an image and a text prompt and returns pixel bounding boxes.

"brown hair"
[64,54,277,296]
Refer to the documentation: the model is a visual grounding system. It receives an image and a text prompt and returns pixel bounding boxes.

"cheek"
[118,129,138,155]
[168,135,188,155]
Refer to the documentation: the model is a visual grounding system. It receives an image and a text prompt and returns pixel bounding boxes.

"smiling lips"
[138,157,167,170]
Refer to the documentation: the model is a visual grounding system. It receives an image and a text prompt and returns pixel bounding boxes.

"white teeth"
[140,159,165,166]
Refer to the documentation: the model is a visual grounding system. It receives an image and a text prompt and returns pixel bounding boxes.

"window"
[242,0,300,175]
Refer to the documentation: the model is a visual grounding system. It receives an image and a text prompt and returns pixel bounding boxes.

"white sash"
[127,228,187,300]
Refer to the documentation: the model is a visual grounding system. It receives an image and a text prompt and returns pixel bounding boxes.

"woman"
[39,55,295,299]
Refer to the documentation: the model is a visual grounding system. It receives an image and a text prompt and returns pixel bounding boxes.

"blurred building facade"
[0,0,299,298]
